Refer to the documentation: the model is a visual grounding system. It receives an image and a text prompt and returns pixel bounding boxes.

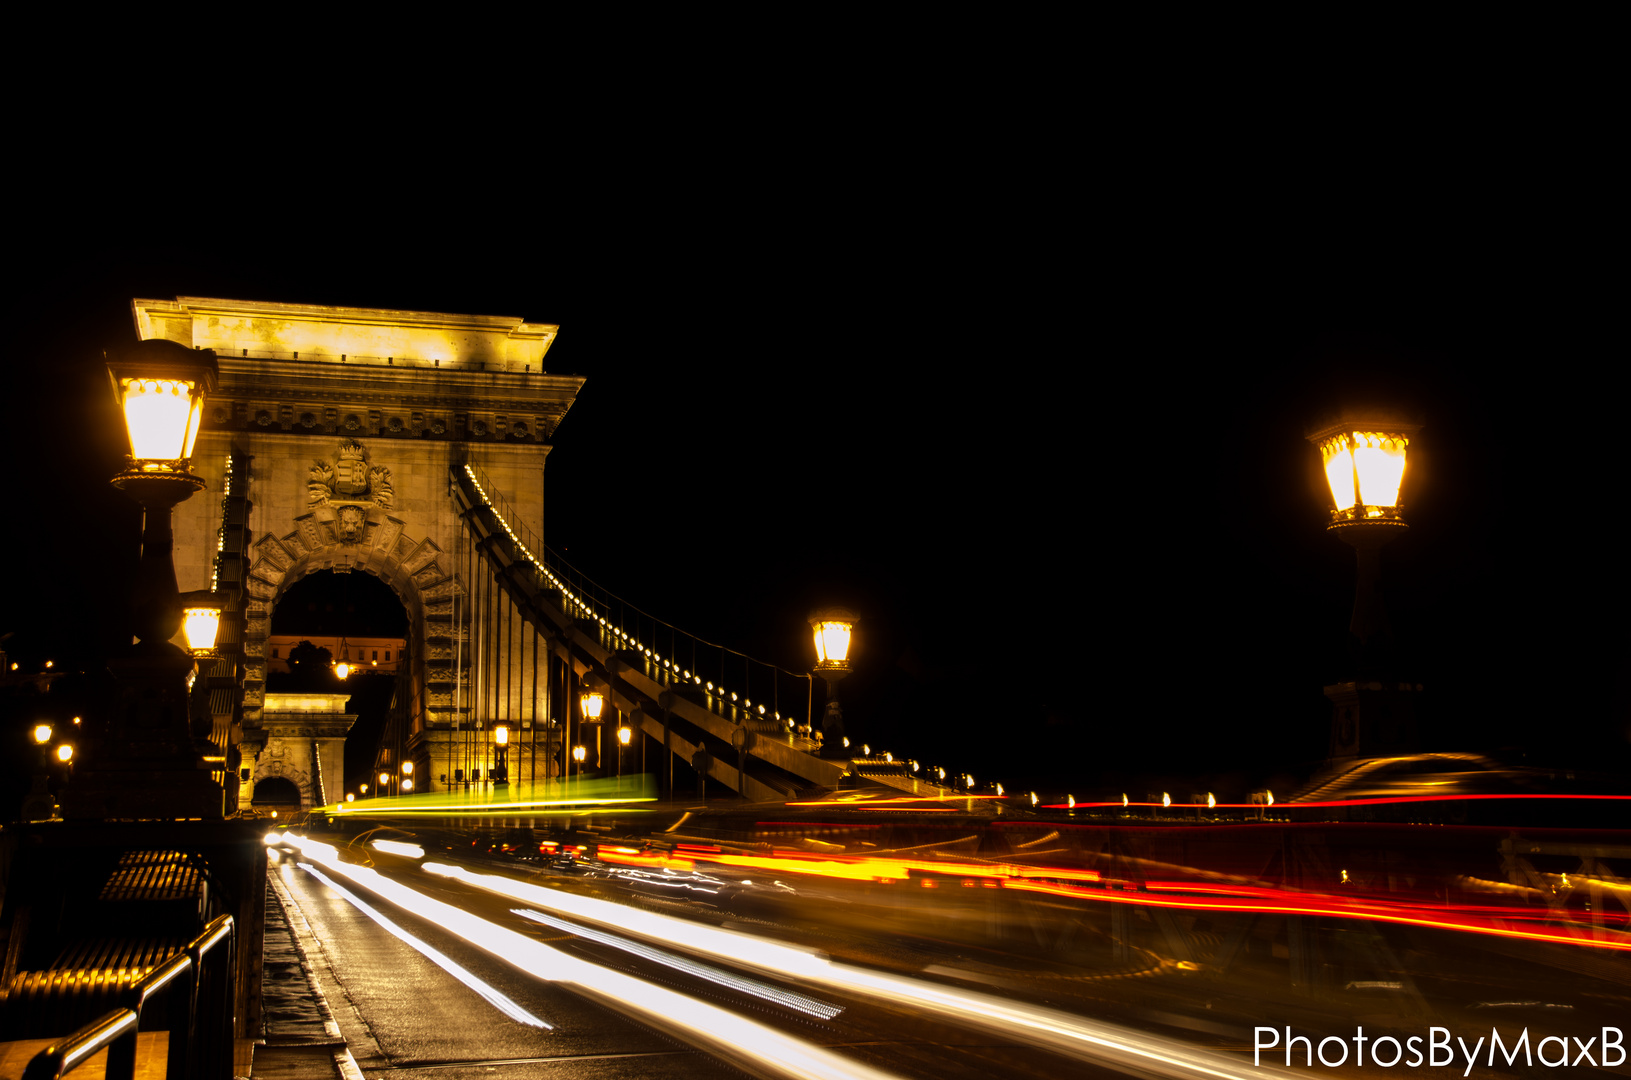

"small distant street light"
[579,681,605,722]
[33,724,51,745]
[809,607,857,753]
[613,724,632,791]
[494,725,510,786]
[56,744,73,763]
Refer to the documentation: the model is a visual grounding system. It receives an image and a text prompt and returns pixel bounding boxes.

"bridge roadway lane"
[271,848,1122,1080]
[276,856,721,1080]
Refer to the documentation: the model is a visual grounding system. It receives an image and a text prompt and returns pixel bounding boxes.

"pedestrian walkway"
[242,872,365,1080]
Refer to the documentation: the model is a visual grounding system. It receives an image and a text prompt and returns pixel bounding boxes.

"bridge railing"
[462,463,815,734]
[23,914,236,1080]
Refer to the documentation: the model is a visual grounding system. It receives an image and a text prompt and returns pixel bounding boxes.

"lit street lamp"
[616,724,631,791]
[180,591,225,655]
[62,340,224,820]
[809,608,857,754]
[579,677,605,784]
[1308,412,1424,760]
[1309,415,1421,658]
[494,725,510,786]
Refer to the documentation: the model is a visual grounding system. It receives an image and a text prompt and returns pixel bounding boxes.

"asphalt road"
[273,851,1123,1080]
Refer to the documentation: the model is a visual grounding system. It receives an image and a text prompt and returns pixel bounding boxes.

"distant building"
[266,635,405,675]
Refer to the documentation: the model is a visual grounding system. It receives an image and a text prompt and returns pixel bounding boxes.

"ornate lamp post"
[63,340,224,820]
[1308,413,1424,760]
[809,608,856,754]
[577,678,604,787]
[616,723,631,791]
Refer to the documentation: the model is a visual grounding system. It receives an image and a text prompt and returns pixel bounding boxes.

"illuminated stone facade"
[135,297,582,808]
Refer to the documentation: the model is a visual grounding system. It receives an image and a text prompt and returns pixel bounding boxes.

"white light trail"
[514,908,843,1020]
[287,836,900,1080]
[371,839,426,859]
[424,862,1304,1080]
[298,862,548,1028]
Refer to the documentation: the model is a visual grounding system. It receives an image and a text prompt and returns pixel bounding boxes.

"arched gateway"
[136,297,582,810]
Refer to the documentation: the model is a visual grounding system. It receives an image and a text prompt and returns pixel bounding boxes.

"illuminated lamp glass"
[402,778,413,792]
[1308,416,1421,524]
[378,771,390,786]
[494,726,509,746]
[106,341,216,475]
[617,726,632,745]
[572,745,587,763]
[56,743,74,763]
[120,378,205,465]
[180,591,224,654]
[809,607,858,667]
[33,724,52,744]
[580,684,605,722]
[335,662,351,680]
[402,761,413,775]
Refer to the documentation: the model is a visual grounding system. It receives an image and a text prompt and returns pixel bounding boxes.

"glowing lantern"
[580,681,605,722]
[495,725,509,746]
[107,340,217,474]
[180,591,224,654]
[33,725,52,745]
[1308,415,1422,527]
[56,744,74,763]
[809,608,857,668]
[572,745,587,763]
[617,726,632,746]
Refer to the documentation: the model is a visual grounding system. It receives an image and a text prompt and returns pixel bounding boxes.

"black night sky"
[4,212,1622,798]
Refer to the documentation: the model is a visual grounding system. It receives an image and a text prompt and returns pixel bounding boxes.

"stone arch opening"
[238,513,462,809]
[250,776,303,812]
[268,569,407,798]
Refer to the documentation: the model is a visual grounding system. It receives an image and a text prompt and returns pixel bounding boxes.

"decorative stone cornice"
[132,297,583,444]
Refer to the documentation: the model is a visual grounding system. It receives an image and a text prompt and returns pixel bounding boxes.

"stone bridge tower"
[133,297,582,808]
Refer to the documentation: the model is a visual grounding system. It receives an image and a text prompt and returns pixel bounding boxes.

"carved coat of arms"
[309,439,393,543]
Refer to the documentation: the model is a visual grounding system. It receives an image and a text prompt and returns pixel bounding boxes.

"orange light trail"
[1001,878,1630,952]
[1039,793,1631,810]
[612,845,1627,955]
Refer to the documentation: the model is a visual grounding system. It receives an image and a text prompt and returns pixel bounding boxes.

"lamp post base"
[60,644,226,820]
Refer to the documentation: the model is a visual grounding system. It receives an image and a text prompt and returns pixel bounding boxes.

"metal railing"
[23,914,236,1080]
[461,462,815,733]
